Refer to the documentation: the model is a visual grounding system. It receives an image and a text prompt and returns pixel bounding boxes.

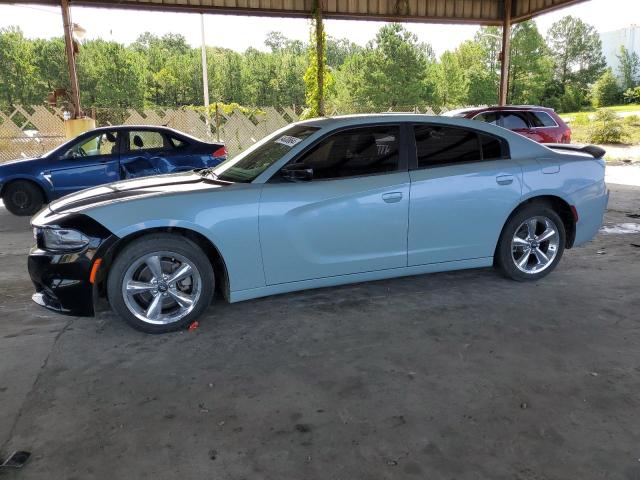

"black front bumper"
[28,246,98,316]
[28,212,117,316]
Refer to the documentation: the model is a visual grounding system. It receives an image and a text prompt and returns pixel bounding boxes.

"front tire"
[107,234,215,333]
[2,180,44,216]
[495,204,566,281]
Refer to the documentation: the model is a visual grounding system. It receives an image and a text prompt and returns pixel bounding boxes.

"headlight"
[38,228,90,251]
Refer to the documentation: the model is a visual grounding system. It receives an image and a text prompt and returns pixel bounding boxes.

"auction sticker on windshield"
[275,135,303,147]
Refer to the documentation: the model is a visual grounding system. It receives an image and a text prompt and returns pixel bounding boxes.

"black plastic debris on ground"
[0,451,31,469]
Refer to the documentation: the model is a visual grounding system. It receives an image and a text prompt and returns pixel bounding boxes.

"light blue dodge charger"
[28,115,608,333]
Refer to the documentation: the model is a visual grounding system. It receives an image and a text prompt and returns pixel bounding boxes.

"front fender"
[82,186,265,293]
[0,173,53,200]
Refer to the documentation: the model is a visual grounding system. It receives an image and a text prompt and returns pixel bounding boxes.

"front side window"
[64,131,117,158]
[128,131,168,151]
[213,125,319,183]
[288,125,400,180]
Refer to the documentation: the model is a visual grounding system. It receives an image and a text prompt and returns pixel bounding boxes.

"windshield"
[212,125,319,183]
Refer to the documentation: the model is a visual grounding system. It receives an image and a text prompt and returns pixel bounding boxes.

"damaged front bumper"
[28,210,117,316]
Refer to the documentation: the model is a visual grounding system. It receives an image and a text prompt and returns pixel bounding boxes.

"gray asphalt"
[0,184,639,479]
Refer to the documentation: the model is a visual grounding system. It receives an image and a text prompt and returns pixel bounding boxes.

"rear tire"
[495,204,566,282]
[2,180,44,216]
[107,234,215,333]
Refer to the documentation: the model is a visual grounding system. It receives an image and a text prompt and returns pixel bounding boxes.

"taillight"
[212,146,227,159]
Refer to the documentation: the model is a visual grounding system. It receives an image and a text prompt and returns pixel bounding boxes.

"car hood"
[0,156,47,173]
[48,171,228,214]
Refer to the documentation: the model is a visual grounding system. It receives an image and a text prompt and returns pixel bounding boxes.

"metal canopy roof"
[3,0,587,25]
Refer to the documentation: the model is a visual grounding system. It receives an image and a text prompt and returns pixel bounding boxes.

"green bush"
[587,109,626,144]
[623,86,640,104]
[590,69,622,108]
[570,112,590,127]
[623,114,640,127]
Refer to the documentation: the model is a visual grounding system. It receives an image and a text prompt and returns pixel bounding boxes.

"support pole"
[60,0,82,118]
[314,0,325,116]
[499,0,512,106]
[200,14,211,137]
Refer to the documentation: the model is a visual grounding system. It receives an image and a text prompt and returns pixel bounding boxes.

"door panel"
[50,131,120,196]
[408,160,522,266]
[50,157,120,196]
[120,130,176,178]
[260,172,410,285]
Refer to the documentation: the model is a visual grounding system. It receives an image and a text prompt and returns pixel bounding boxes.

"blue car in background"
[28,115,608,333]
[0,125,227,216]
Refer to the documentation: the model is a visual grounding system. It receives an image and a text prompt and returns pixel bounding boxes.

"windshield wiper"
[196,167,219,180]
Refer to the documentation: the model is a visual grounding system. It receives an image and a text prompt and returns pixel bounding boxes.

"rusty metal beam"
[498,0,511,106]
[60,0,82,118]
[315,0,325,116]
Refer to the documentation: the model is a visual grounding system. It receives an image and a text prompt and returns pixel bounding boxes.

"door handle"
[382,192,403,203]
[496,174,514,185]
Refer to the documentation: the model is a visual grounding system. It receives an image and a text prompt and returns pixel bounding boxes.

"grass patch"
[562,104,640,118]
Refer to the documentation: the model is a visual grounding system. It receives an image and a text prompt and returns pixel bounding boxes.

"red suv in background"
[444,106,571,144]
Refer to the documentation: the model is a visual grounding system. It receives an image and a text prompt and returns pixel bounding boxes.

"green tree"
[590,68,621,107]
[334,24,432,109]
[32,37,68,94]
[453,40,497,105]
[474,26,502,75]
[546,16,606,91]
[303,14,332,116]
[616,46,640,91]
[0,27,38,105]
[508,21,554,105]
[325,36,361,68]
[78,40,146,108]
[431,51,468,107]
[265,31,305,55]
[132,32,192,105]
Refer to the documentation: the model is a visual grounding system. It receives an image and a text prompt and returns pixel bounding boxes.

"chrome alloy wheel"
[511,216,560,275]
[121,251,202,325]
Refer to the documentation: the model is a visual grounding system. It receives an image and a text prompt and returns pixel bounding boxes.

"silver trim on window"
[472,110,559,129]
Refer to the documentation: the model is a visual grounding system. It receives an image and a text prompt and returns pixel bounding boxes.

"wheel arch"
[99,226,231,302]
[501,194,577,250]
[0,176,50,202]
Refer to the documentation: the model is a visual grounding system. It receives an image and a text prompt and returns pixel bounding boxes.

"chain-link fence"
[0,104,453,163]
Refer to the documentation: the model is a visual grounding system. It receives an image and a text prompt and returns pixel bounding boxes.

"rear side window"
[129,131,169,151]
[529,111,558,127]
[292,125,400,180]
[480,135,504,160]
[414,125,479,167]
[474,112,499,125]
[414,125,506,167]
[499,113,529,129]
[170,136,187,148]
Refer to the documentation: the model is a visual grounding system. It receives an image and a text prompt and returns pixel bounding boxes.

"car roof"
[290,113,554,158]
[294,113,501,130]
[90,125,179,133]
[446,105,555,115]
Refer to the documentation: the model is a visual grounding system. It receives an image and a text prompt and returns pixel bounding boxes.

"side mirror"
[281,166,313,182]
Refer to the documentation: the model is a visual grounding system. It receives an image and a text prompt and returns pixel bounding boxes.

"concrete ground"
[1,176,640,480]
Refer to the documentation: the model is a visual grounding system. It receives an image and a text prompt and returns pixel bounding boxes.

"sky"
[0,0,638,56]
